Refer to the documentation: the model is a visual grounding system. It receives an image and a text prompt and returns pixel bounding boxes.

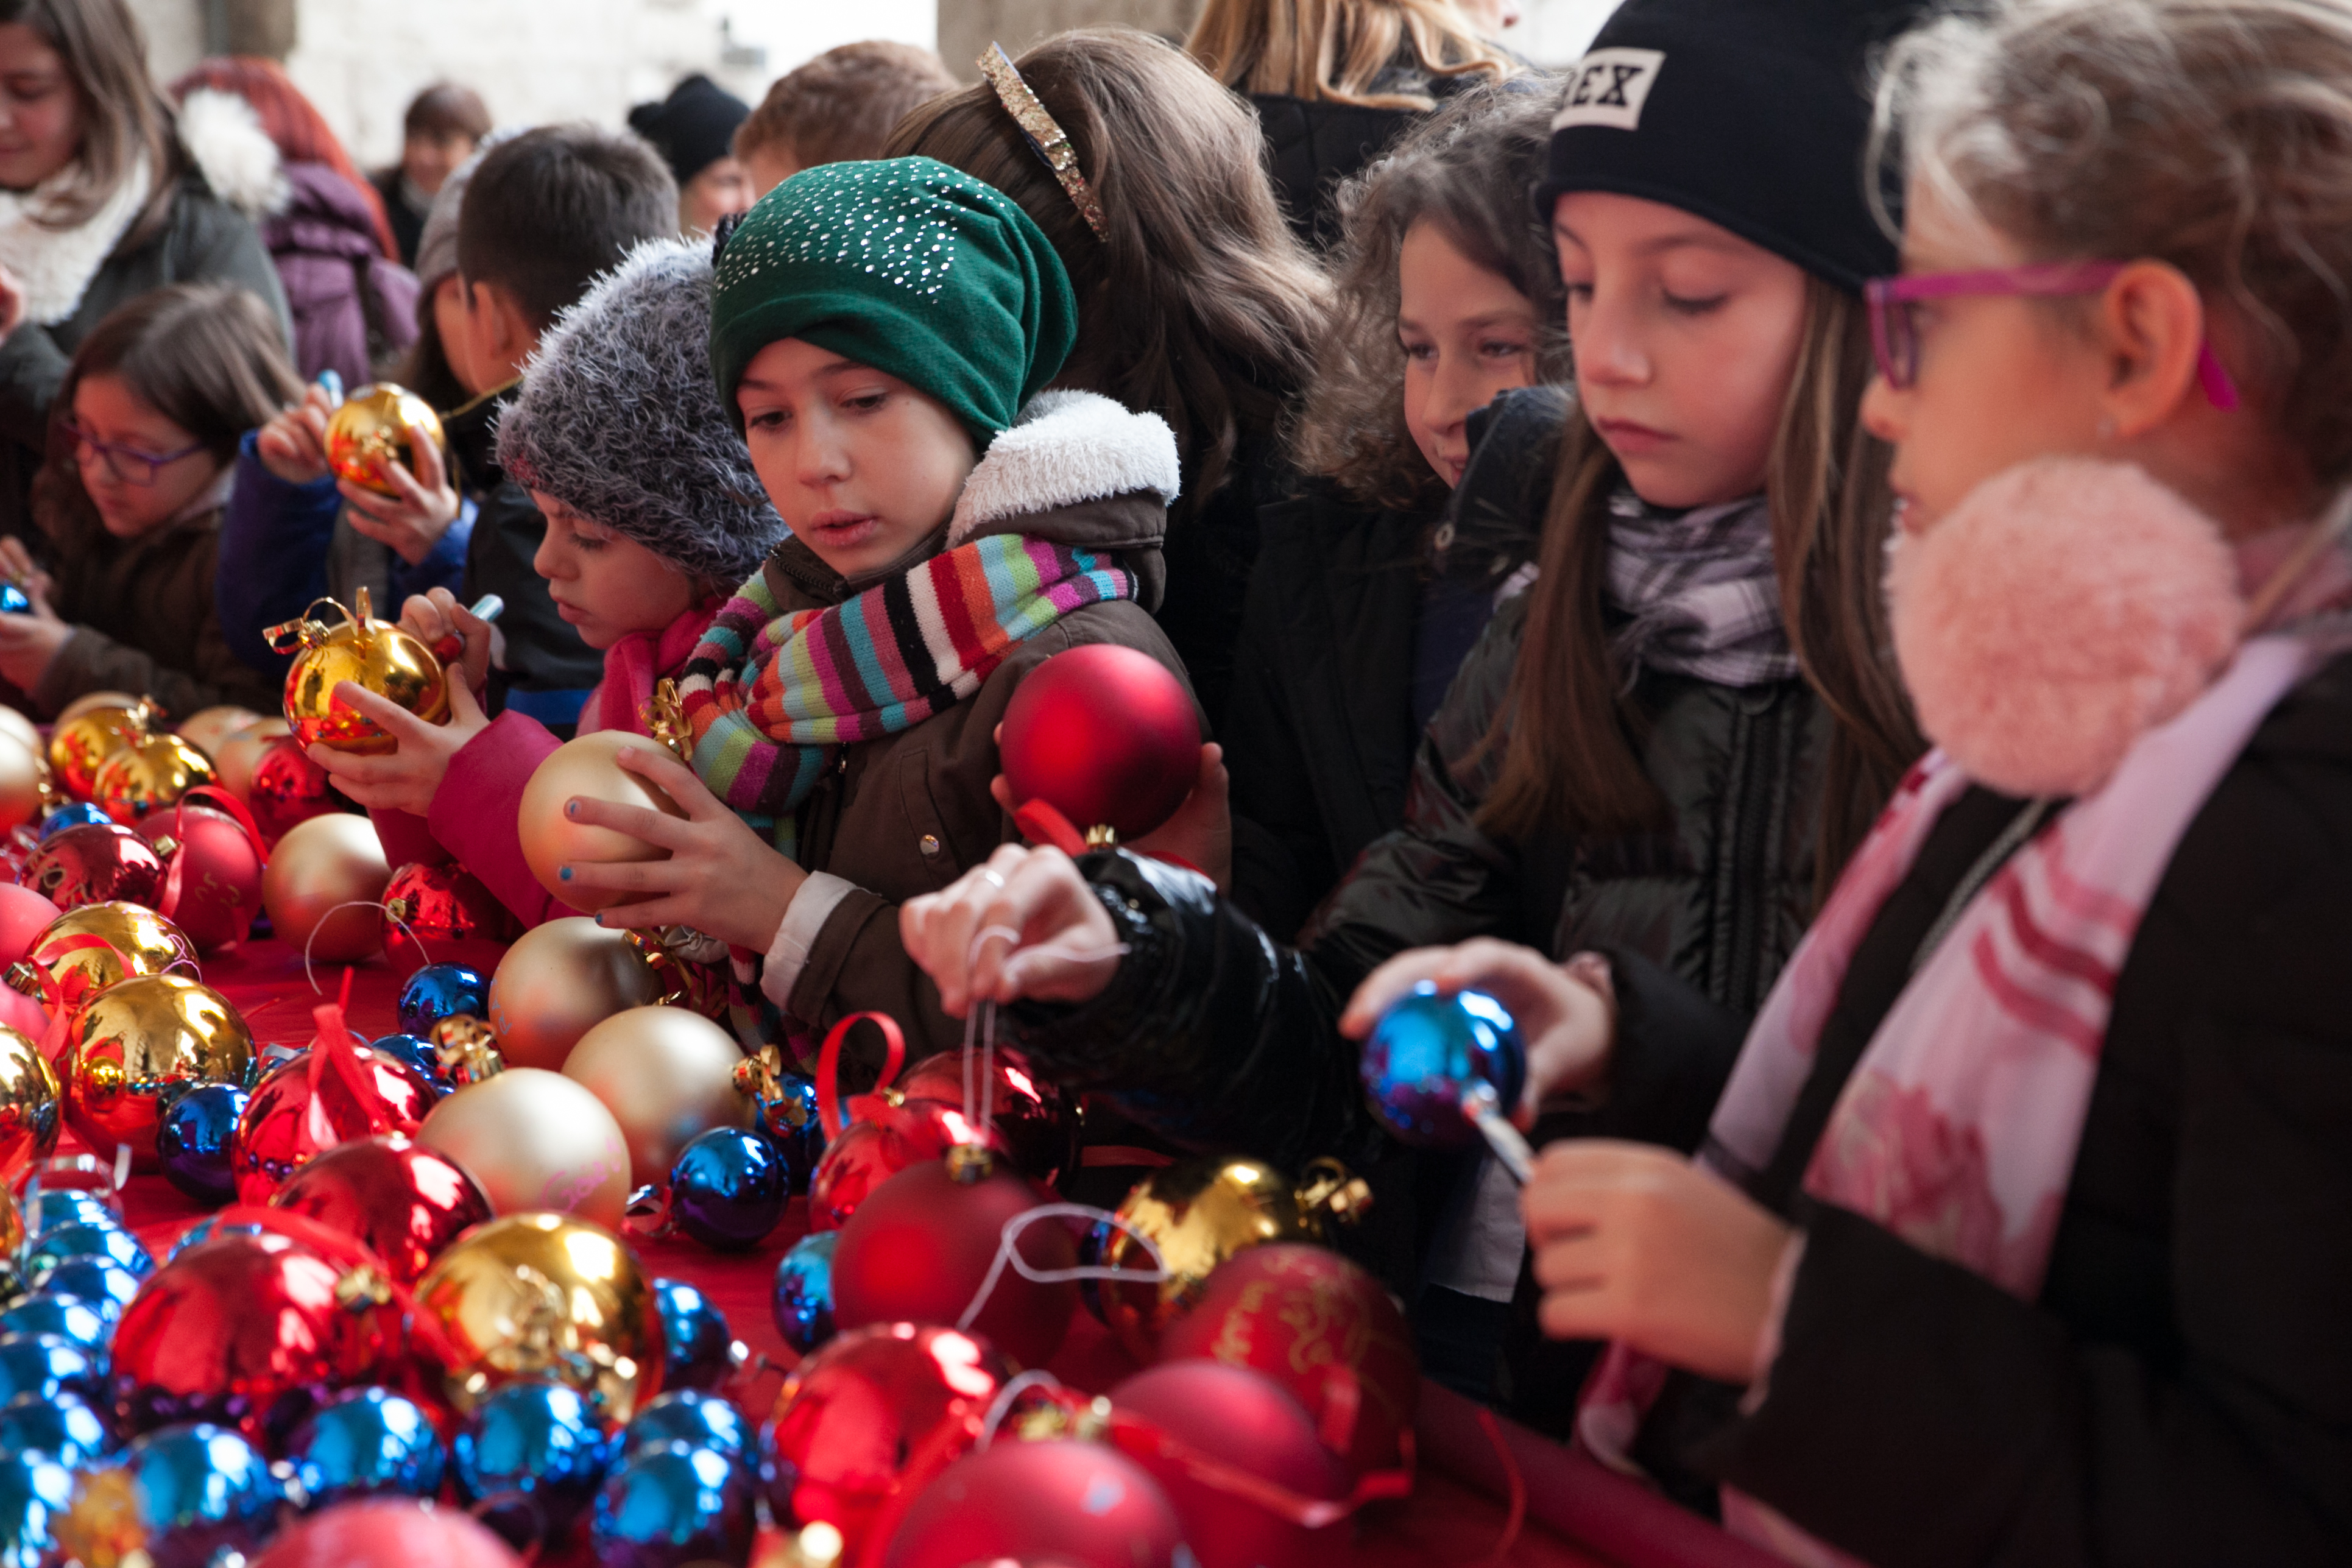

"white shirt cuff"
[761,871,860,1011]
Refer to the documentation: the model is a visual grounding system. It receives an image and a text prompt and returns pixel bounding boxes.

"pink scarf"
[1577,628,2345,1566]
[581,595,724,738]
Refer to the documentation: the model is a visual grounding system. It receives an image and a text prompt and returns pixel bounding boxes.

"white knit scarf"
[0,155,154,327]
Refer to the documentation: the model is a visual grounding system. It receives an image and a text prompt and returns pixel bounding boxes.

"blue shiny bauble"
[769,1231,837,1357]
[19,1189,115,1240]
[0,1450,72,1568]
[0,1333,96,1404]
[366,1034,452,1097]
[154,1083,250,1207]
[106,1422,283,1567]
[395,962,488,1038]
[650,1280,734,1394]
[0,1390,115,1467]
[164,1217,269,1263]
[23,1221,151,1288]
[761,1073,824,1195]
[0,1295,112,1366]
[589,1440,755,1568]
[1360,982,1528,1147]
[286,1386,447,1508]
[667,1128,786,1251]
[35,803,110,839]
[33,1259,140,1317]
[453,1381,613,1553]
[623,1391,750,1467]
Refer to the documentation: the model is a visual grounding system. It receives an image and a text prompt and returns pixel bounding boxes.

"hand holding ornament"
[339,416,460,567]
[397,587,492,700]
[306,675,489,816]
[897,842,1120,1017]
[254,384,335,486]
[989,733,1234,894]
[0,571,69,693]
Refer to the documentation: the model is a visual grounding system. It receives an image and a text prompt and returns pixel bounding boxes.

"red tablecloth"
[71,936,1762,1568]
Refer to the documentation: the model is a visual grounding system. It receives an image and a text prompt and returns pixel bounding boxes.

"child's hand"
[305,676,489,816]
[399,588,491,699]
[256,384,336,486]
[0,536,49,602]
[558,743,807,952]
[900,844,1121,1017]
[342,423,459,567]
[0,574,69,693]
[988,734,1234,894]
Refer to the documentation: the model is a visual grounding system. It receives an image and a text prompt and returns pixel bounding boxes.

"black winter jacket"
[1249,65,1491,250]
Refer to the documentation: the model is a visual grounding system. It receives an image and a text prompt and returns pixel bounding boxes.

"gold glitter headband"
[979,43,1109,241]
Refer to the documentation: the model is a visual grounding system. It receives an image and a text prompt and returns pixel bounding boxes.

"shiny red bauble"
[270,1134,492,1285]
[897,1047,1080,1188]
[254,1499,523,1568]
[807,1096,970,1232]
[23,822,165,909]
[1111,1361,1351,1568]
[140,803,264,952]
[381,860,521,944]
[109,1227,408,1449]
[1157,1244,1417,1480]
[883,1439,1191,1568]
[765,1323,1017,1563]
[0,883,57,968]
[230,1041,436,1204]
[998,645,1199,841]
[246,739,342,846]
[832,1154,1077,1370]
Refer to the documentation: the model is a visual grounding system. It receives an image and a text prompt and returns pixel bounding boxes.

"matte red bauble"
[897,1047,1079,1188]
[882,1439,1190,1568]
[998,645,1199,842]
[108,1227,408,1449]
[806,1095,970,1232]
[23,823,166,909]
[270,1134,492,1285]
[254,1499,523,1568]
[381,860,521,944]
[140,803,264,952]
[832,1153,1077,1370]
[1111,1361,1351,1568]
[246,738,342,846]
[1157,1245,1417,1480]
[0,883,58,969]
[230,1039,436,1204]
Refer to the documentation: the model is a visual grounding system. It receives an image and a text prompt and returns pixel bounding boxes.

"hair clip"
[710,210,745,264]
[978,43,1109,241]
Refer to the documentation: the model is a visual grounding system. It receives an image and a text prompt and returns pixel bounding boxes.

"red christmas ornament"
[807,1096,974,1232]
[254,1499,523,1568]
[832,1153,1078,1371]
[23,823,165,909]
[108,1225,409,1449]
[380,860,521,944]
[141,793,266,953]
[882,1439,1190,1568]
[0,883,58,968]
[1109,1361,1353,1568]
[998,645,1199,843]
[1156,1245,1418,1481]
[230,1010,436,1204]
[270,1134,492,1285]
[765,1323,1016,1562]
[246,739,342,846]
[897,1046,1079,1188]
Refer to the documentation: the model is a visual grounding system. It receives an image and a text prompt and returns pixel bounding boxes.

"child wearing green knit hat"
[555,156,1199,1068]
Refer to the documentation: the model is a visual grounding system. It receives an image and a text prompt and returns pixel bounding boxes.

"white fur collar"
[176,89,288,221]
[0,154,154,326]
[946,390,1181,546]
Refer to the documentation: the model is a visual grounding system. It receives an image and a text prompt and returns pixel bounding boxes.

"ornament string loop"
[976,1368,1067,1450]
[814,1011,905,1140]
[956,1202,1168,1336]
[298,900,426,995]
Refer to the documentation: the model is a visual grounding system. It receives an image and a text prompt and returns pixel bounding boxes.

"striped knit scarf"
[676,532,1139,853]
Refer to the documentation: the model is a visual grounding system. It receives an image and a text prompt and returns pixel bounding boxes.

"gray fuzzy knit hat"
[497,237,785,587]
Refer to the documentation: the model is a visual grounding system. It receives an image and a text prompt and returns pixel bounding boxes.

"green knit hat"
[708,156,1078,443]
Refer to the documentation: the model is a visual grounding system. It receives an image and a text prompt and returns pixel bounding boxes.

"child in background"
[310,238,786,929]
[733,41,960,198]
[371,82,492,268]
[0,282,294,717]
[628,74,753,236]
[551,158,1189,1070]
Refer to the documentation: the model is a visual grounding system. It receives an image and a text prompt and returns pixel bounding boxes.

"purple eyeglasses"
[1863,261,2241,411]
[59,415,205,487]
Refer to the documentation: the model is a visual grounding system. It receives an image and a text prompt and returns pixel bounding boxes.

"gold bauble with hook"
[5,902,197,1020]
[48,701,152,799]
[267,587,448,754]
[323,382,444,497]
[90,733,214,824]
[63,972,253,1170]
[0,1025,60,1186]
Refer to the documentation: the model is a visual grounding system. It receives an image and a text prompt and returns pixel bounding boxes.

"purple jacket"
[262,163,420,388]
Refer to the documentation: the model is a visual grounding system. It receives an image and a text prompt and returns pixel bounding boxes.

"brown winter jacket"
[753,390,1192,1070]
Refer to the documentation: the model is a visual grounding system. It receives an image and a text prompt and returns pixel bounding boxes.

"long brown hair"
[885,28,1330,524]
[1478,277,1919,891]
[1189,0,1516,108]
[0,0,180,244]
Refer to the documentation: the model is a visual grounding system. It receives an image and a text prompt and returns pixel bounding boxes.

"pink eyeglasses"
[1863,261,2241,411]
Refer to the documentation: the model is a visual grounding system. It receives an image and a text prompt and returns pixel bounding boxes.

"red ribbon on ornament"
[814,1010,906,1140]
[1101,1405,1414,1528]
[155,784,269,925]
[301,968,400,1151]
[1012,799,1207,880]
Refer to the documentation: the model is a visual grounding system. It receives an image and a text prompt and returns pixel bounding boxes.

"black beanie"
[1536,0,1923,294]
[627,74,750,187]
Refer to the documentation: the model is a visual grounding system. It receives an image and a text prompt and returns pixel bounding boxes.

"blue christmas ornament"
[395,962,488,1037]
[164,1217,270,1263]
[1361,983,1530,1146]
[453,1381,613,1553]
[761,1073,824,1194]
[0,1450,71,1568]
[0,1334,97,1404]
[286,1386,447,1508]
[624,1391,750,1467]
[0,1391,115,1468]
[23,1221,152,1288]
[0,1296,112,1366]
[366,1034,451,1097]
[154,1082,250,1207]
[79,1423,283,1568]
[34,1259,141,1316]
[769,1231,837,1356]
[667,1128,786,1251]
[19,1189,115,1239]
[589,1440,755,1568]
[650,1280,734,1393]
[35,803,109,839]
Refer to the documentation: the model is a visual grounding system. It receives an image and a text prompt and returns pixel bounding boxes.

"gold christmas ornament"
[6,902,197,1021]
[63,972,253,1170]
[517,730,685,914]
[560,1005,754,1186]
[266,588,449,755]
[1091,1153,1372,1358]
[211,718,291,801]
[325,382,443,497]
[48,701,153,799]
[484,917,661,1071]
[0,735,43,833]
[412,1210,661,1424]
[174,706,264,758]
[260,814,390,962]
[54,690,141,727]
[0,1024,60,1185]
[416,1068,631,1227]
[90,733,214,824]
